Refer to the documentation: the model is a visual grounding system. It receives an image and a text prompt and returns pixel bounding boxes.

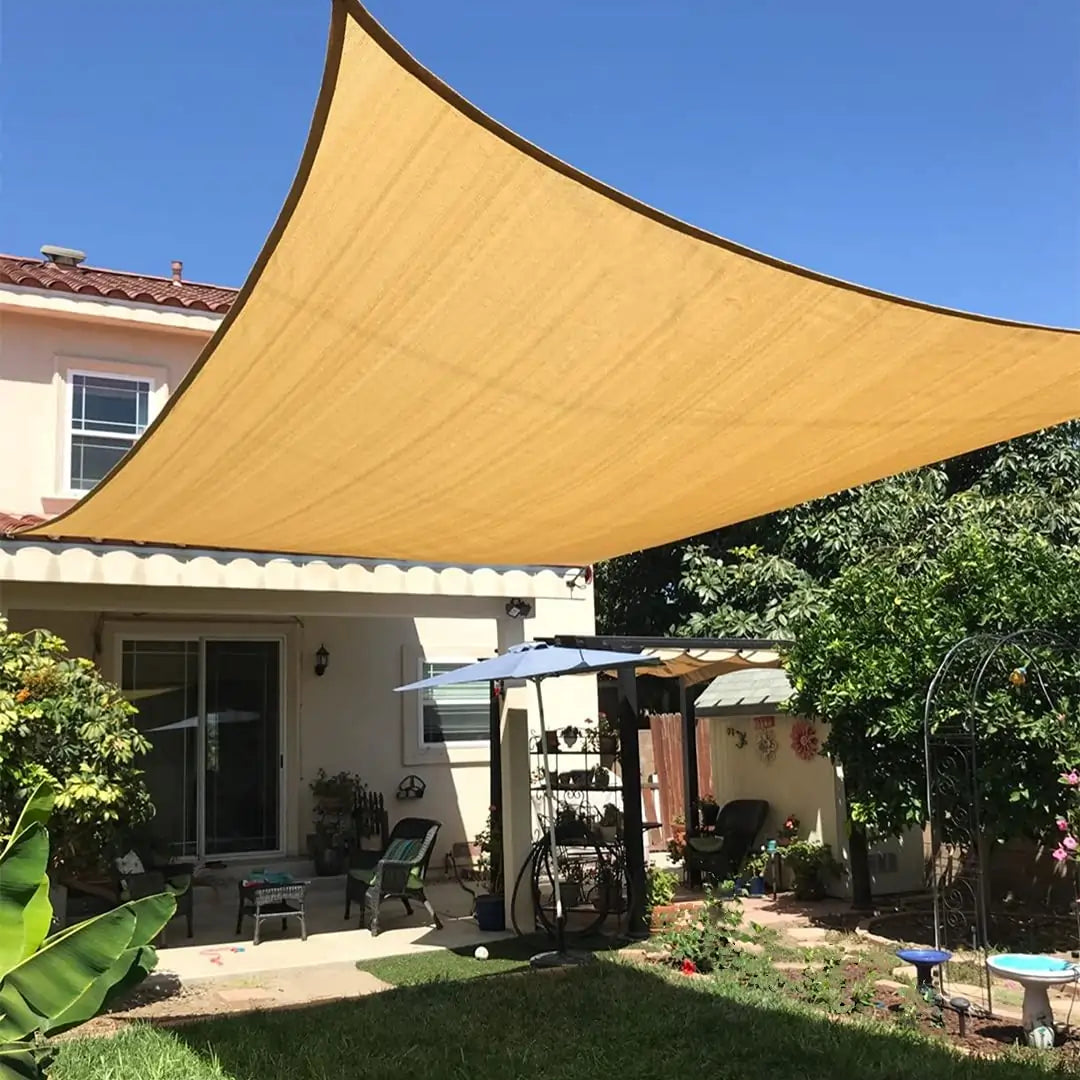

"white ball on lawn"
[474,945,489,961]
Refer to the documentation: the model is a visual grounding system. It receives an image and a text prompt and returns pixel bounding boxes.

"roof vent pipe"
[40,245,86,268]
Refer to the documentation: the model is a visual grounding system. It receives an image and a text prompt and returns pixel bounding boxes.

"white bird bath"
[986,953,1079,1048]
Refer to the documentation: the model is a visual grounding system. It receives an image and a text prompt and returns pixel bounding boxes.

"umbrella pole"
[534,677,565,953]
[530,677,592,969]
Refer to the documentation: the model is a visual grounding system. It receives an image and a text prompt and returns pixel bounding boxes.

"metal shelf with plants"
[528,713,629,936]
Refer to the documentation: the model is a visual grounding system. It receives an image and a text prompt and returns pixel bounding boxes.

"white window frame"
[65,368,156,495]
[416,657,491,751]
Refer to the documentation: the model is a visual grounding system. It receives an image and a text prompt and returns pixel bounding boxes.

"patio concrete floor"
[157,876,512,984]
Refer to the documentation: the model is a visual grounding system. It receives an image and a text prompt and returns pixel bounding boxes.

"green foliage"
[0,783,175,1079]
[786,521,1080,841]
[658,888,746,972]
[600,422,1080,844]
[473,808,502,895]
[644,866,678,910]
[0,621,152,877]
[779,841,845,900]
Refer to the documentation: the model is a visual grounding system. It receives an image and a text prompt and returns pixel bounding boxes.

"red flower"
[680,959,697,975]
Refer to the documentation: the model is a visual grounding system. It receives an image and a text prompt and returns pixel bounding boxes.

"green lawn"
[54,957,1065,1080]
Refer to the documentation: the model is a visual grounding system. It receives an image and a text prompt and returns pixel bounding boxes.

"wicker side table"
[236,879,309,945]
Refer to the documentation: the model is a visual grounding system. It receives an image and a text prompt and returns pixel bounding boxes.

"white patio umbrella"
[143,710,261,733]
[397,641,656,965]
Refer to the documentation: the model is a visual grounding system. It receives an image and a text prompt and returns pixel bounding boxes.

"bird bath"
[986,953,1079,1048]
[896,948,952,1000]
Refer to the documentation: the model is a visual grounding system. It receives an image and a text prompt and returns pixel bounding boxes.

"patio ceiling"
[23,0,1080,567]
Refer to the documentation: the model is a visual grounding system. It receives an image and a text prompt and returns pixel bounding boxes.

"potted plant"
[778,813,800,845]
[646,866,680,932]
[697,793,720,830]
[590,764,611,790]
[594,802,621,843]
[473,808,505,931]
[559,860,585,909]
[667,814,687,863]
[780,839,844,900]
[560,725,582,750]
[543,730,560,755]
[742,849,770,897]
[307,768,364,875]
[592,859,626,913]
[554,805,589,843]
[597,711,619,760]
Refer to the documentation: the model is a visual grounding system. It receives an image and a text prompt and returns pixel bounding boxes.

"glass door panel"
[122,640,200,859]
[203,640,281,855]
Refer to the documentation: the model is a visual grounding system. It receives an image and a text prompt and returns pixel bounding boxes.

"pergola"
[526,635,786,933]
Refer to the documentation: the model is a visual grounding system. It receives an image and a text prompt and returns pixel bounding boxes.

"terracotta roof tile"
[0,254,237,313]
[0,511,47,535]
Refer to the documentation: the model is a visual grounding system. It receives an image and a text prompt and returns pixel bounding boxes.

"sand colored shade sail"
[24,0,1080,567]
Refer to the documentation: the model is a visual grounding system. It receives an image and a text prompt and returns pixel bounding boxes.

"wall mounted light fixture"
[505,598,533,619]
[314,644,330,677]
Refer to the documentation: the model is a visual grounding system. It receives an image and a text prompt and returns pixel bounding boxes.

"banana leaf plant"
[0,783,175,1078]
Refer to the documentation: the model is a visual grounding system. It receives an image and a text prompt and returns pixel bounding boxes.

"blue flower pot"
[475,893,506,932]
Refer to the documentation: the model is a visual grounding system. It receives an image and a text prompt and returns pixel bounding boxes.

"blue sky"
[2,1,1077,325]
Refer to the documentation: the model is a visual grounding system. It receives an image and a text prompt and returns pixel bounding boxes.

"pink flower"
[1065,836,1078,852]
[1052,846,1069,862]
[1058,818,1070,832]
[1061,771,1080,786]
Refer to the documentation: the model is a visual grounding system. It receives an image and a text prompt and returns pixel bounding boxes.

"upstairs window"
[69,372,152,491]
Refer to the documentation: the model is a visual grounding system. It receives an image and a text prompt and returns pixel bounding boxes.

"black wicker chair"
[344,817,442,936]
[113,846,194,940]
[685,799,769,883]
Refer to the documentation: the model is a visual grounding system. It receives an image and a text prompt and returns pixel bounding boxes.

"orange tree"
[784,518,1080,906]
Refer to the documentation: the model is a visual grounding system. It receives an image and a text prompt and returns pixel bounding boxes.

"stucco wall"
[709,713,924,897]
[0,308,207,515]
[710,714,844,848]
[6,587,595,871]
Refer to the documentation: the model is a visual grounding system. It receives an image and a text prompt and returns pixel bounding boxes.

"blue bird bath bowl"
[896,948,952,999]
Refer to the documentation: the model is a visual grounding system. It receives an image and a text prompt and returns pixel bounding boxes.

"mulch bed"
[649,950,1080,1062]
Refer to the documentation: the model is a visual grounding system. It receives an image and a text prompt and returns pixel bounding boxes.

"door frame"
[112,625,287,861]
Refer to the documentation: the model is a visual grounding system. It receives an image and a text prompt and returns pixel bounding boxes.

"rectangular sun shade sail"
[23,0,1080,567]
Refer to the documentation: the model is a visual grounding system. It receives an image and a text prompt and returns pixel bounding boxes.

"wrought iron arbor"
[923,629,1079,1008]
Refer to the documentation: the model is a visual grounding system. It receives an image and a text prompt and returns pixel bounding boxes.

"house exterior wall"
[6,588,594,871]
[709,713,924,897]
[0,306,210,516]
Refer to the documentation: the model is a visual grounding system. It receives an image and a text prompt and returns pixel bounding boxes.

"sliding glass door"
[122,637,282,859]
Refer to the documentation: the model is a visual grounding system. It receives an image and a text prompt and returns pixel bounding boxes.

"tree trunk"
[848,818,874,910]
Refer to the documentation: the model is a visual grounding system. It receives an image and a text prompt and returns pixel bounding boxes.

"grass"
[356,935,541,985]
[54,952,1072,1079]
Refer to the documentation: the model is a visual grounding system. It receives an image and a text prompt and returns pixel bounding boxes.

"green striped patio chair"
[344,817,442,936]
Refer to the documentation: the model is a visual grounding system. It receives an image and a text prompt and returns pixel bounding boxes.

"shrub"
[0,620,153,878]
[659,888,747,973]
[645,866,678,911]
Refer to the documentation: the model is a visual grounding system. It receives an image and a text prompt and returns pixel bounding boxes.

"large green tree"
[597,423,1080,905]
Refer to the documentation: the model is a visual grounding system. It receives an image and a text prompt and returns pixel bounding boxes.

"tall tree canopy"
[597,423,1080,902]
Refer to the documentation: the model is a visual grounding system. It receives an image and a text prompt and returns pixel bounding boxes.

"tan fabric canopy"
[25,0,1080,566]
[631,647,781,686]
